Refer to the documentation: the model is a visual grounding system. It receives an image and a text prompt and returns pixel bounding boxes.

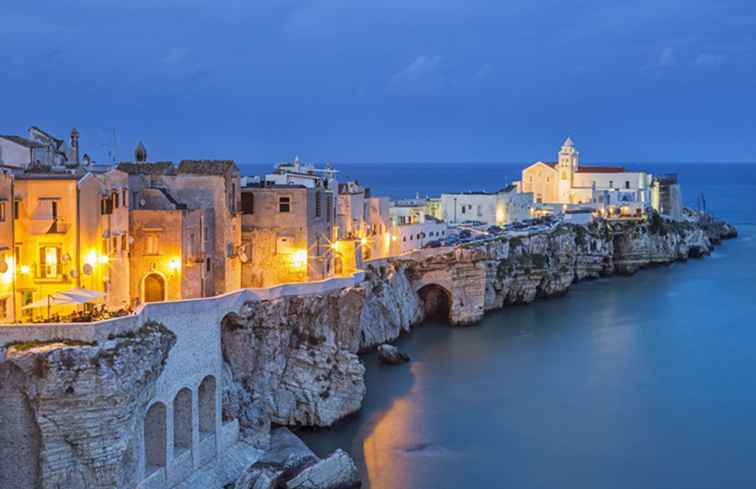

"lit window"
[0,202,5,222]
[39,246,60,278]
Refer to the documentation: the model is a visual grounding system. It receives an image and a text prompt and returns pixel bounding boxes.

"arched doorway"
[417,284,451,323]
[143,273,166,303]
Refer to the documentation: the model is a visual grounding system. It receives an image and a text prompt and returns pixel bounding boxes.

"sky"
[2,0,755,164]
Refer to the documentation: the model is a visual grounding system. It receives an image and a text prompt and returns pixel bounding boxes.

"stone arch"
[198,375,217,438]
[144,401,167,474]
[142,272,166,303]
[417,283,452,322]
[0,364,41,489]
[173,388,193,454]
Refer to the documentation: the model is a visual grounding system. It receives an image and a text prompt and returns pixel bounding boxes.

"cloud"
[694,52,727,68]
[389,55,446,94]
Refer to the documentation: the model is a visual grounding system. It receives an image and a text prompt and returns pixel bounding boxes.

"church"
[519,138,653,207]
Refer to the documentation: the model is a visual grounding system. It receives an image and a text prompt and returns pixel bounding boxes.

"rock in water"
[286,449,361,489]
[377,344,410,365]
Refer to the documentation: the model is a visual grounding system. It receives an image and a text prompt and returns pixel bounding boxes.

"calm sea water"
[241,163,756,489]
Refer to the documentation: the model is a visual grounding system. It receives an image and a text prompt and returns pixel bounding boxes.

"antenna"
[100,128,119,163]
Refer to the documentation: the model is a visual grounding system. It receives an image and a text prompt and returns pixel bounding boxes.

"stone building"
[0,127,80,169]
[440,186,533,226]
[77,169,131,310]
[117,156,242,298]
[240,183,335,286]
[520,138,653,207]
[336,181,393,261]
[129,189,204,304]
[651,174,683,219]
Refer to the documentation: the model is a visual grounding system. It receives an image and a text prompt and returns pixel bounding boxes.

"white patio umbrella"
[60,288,106,302]
[22,292,82,320]
[22,288,106,320]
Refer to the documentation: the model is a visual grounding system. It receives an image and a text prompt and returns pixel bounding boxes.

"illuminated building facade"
[117,158,242,299]
[240,160,338,287]
[0,170,15,322]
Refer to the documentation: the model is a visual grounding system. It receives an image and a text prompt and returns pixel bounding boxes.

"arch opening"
[143,273,166,303]
[418,284,451,323]
[173,388,193,455]
[198,375,217,439]
[144,402,167,474]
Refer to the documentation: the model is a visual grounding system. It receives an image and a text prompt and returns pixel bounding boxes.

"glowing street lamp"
[290,249,308,269]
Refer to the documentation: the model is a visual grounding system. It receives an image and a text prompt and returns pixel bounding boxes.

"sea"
[240,162,756,489]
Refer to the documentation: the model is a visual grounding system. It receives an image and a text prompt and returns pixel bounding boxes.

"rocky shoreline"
[0,212,736,489]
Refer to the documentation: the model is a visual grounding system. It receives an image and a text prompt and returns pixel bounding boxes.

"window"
[122,190,127,208]
[111,237,118,254]
[241,193,254,214]
[14,200,19,219]
[609,180,614,189]
[326,195,333,222]
[0,297,6,319]
[279,196,291,213]
[51,201,58,221]
[39,245,60,278]
[625,180,630,189]
[0,202,5,222]
[230,183,237,213]
[101,197,113,215]
[121,234,128,253]
[315,191,321,217]
[146,235,159,255]
[113,192,119,209]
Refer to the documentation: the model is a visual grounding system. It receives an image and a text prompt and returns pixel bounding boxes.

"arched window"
[144,402,167,474]
[198,376,216,438]
[173,388,193,454]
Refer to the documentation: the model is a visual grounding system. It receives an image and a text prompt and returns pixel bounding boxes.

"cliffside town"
[0,211,736,489]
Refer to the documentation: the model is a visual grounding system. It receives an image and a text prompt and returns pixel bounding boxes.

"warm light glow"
[19,265,30,275]
[391,235,398,242]
[168,257,181,272]
[84,250,98,266]
[360,237,368,246]
[98,255,109,265]
[290,249,308,269]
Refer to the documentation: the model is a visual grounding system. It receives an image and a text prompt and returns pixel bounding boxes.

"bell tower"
[557,137,579,203]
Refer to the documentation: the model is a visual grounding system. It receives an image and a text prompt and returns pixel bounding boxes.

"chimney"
[70,128,80,165]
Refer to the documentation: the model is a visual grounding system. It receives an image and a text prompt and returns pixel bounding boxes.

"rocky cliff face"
[221,289,367,430]
[223,214,737,439]
[0,322,175,489]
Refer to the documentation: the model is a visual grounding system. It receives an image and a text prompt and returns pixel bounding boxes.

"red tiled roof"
[576,165,625,174]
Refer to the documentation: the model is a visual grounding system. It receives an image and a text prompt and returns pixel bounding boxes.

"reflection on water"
[298,165,756,489]
[301,225,756,489]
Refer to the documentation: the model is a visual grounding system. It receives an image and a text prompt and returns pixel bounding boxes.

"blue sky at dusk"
[2,0,755,164]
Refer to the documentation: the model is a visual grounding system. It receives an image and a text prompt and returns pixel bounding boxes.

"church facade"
[520,138,652,207]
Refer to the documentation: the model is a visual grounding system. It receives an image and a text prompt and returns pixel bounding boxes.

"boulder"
[234,463,283,489]
[377,344,410,365]
[286,449,361,489]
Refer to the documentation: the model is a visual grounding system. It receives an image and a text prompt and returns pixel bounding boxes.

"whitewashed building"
[440,185,533,226]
